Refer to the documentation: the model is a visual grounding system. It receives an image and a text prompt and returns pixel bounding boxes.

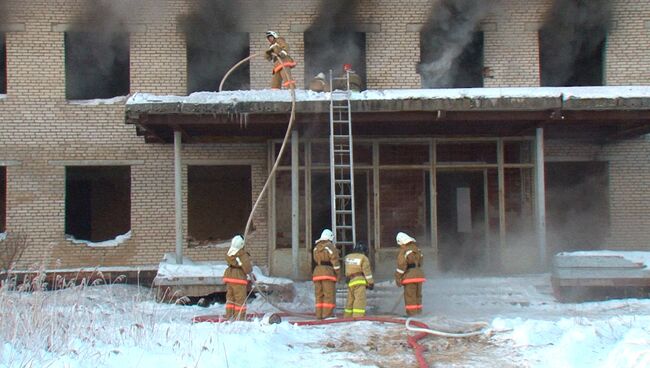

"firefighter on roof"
[344,242,374,318]
[395,232,426,316]
[265,30,296,89]
[312,229,340,319]
[223,235,253,320]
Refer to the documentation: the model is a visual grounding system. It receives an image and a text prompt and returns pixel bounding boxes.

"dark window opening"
[65,166,131,242]
[539,31,605,87]
[187,33,250,93]
[1,33,6,94]
[304,31,366,89]
[420,31,484,88]
[64,32,130,100]
[188,166,251,245]
[0,167,6,233]
[545,162,609,258]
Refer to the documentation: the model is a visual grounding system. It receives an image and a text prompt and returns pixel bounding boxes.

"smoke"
[539,0,612,86]
[179,0,251,92]
[66,1,130,99]
[418,0,492,88]
[305,0,365,86]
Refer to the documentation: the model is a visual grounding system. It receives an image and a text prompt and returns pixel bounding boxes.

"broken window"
[0,33,6,94]
[64,31,130,100]
[304,31,366,89]
[539,30,605,86]
[0,167,6,233]
[186,33,250,93]
[65,166,130,242]
[188,166,251,245]
[420,31,484,88]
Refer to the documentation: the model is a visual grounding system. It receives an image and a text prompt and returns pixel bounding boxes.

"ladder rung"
[336,210,353,214]
[336,195,352,198]
[333,135,350,139]
[335,179,351,183]
[332,120,349,123]
[336,225,353,229]
[334,150,349,154]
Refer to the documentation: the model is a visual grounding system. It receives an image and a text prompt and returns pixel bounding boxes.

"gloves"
[394,273,403,287]
[367,283,374,290]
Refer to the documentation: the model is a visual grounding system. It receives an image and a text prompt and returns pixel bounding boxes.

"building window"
[539,30,605,87]
[420,31,484,88]
[186,33,250,93]
[303,31,366,89]
[65,166,131,242]
[0,167,6,233]
[187,166,251,246]
[64,32,130,100]
[1,33,6,94]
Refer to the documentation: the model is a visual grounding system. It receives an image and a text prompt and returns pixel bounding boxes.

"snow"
[0,232,6,241]
[65,231,131,248]
[127,86,650,106]
[2,274,650,367]
[67,95,128,105]
[558,250,650,269]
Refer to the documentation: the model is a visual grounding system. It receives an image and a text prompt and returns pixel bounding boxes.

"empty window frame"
[64,31,130,100]
[539,30,605,87]
[0,167,5,233]
[186,32,250,93]
[65,166,131,242]
[187,166,251,245]
[303,31,366,89]
[0,32,6,94]
[420,31,484,88]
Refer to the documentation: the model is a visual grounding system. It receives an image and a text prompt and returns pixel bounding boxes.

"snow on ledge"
[157,253,292,285]
[558,250,650,269]
[65,231,132,248]
[68,95,128,106]
[0,232,6,241]
[127,86,650,106]
[0,94,6,100]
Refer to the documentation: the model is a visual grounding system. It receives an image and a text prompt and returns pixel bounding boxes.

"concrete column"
[291,129,300,279]
[535,128,547,268]
[174,130,183,264]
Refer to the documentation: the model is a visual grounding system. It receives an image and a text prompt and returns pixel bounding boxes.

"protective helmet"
[315,72,326,80]
[315,229,334,244]
[396,232,416,246]
[343,63,353,71]
[353,242,368,255]
[227,235,244,256]
[266,30,279,39]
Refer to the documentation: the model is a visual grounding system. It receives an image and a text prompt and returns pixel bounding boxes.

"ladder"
[329,70,356,256]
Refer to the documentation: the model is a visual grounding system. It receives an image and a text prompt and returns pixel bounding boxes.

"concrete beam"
[48,160,144,166]
[51,23,147,33]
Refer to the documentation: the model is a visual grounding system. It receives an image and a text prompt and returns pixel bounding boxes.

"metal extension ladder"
[329,70,356,257]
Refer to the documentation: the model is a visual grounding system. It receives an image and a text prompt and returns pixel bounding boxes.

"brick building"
[1,0,649,278]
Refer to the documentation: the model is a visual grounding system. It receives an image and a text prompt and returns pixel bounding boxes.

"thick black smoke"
[179,0,250,92]
[66,1,130,100]
[539,0,612,86]
[419,0,491,88]
[305,0,365,87]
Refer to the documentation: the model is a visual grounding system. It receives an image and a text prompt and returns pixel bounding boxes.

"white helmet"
[227,235,245,256]
[315,72,326,80]
[396,232,416,246]
[266,30,279,39]
[315,229,334,245]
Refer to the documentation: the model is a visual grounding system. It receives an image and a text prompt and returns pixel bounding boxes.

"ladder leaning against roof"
[329,70,356,257]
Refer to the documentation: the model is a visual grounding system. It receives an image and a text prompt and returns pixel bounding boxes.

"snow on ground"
[2,274,650,367]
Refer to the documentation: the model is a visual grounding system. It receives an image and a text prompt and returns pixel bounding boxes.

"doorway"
[436,171,488,273]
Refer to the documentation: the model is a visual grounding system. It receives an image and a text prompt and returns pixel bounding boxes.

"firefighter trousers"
[271,67,295,89]
[404,282,423,316]
[225,282,248,321]
[314,280,336,319]
[344,282,367,318]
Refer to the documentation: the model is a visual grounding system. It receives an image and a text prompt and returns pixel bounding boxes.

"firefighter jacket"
[265,37,296,74]
[344,252,373,287]
[223,249,253,285]
[395,243,426,286]
[308,76,329,92]
[312,240,341,282]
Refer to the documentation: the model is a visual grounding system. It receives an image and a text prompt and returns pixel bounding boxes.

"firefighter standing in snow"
[395,232,426,316]
[312,229,340,319]
[344,242,374,318]
[223,235,253,320]
[265,31,296,89]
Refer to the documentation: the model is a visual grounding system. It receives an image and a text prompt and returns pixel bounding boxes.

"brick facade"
[0,0,649,271]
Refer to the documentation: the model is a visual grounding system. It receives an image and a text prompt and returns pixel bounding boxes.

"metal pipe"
[174,130,183,264]
[535,128,547,268]
[291,129,300,279]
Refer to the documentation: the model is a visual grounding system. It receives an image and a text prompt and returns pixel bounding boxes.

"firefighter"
[332,64,363,91]
[265,30,296,89]
[395,232,426,316]
[343,242,374,318]
[312,229,340,319]
[308,72,329,92]
[223,235,253,321]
